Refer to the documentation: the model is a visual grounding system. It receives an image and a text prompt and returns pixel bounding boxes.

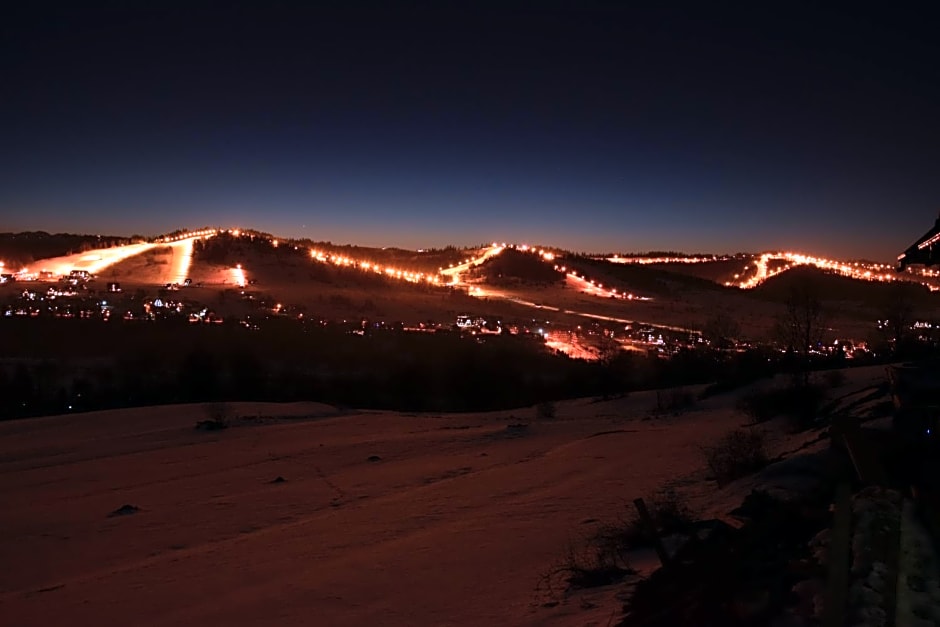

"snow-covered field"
[0,367,890,626]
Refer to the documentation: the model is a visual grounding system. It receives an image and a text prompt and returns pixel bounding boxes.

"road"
[468,284,698,334]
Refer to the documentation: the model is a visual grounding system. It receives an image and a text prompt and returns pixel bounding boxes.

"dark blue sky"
[2,2,939,259]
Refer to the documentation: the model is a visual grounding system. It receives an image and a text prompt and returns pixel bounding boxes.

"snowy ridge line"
[823,485,904,627]
[846,487,903,627]
[906,487,940,625]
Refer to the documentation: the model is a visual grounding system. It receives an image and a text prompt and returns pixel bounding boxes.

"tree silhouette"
[775,278,825,386]
[703,313,740,350]
[881,282,917,357]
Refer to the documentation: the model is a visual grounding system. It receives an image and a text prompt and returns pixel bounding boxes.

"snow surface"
[0,367,890,626]
[897,500,940,626]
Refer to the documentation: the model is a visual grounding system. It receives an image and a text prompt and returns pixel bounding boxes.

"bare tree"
[596,331,621,365]
[775,279,826,385]
[703,312,741,349]
[881,282,917,351]
[596,331,626,400]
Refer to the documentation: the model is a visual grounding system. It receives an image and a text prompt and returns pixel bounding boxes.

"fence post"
[823,482,852,627]
[634,497,671,569]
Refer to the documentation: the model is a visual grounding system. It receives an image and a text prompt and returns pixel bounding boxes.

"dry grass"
[704,428,769,486]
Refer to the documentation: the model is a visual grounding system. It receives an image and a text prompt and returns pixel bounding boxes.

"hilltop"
[753,265,933,308]
[467,247,565,285]
[2,227,939,352]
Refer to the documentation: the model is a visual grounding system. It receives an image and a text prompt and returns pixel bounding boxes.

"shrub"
[560,540,631,589]
[536,400,557,420]
[205,401,230,421]
[822,369,847,389]
[704,428,768,486]
[654,387,695,415]
[617,488,696,549]
[642,489,695,535]
[737,383,826,430]
[736,390,779,423]
[195,401,231,431]
[541,537,633,595]
[539,488,695,595]
[540,488,694,595]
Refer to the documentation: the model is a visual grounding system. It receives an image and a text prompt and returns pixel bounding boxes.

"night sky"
[2,2,939,260]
